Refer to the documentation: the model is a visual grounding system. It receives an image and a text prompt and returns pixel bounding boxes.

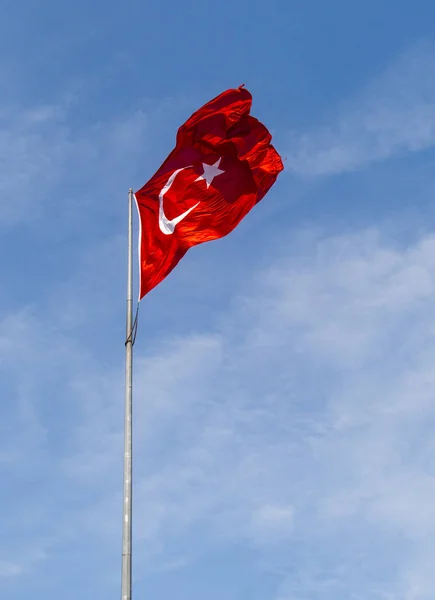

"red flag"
[134,86,283,298]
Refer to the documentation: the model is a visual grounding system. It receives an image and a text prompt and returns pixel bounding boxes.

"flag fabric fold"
[134,86,283,298]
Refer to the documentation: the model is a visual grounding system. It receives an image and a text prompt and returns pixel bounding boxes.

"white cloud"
[0,561,23,578]
[128,227,435,596]
[0,99,70,224]
[285,42,435,176]
[5,220,435,597]
[249,504,295,542]
[0,93,155,226]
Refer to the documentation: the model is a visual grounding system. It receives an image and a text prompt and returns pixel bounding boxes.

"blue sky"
[2,1,435,598]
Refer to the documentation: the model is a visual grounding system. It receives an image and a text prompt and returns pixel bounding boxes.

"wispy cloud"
[286,42,435,176]
[133,227,435,597]
[0,101,69,223]
[0,92,158,226]
[35,226,435,598]
[0,562,23,578]
[4,221,435,598]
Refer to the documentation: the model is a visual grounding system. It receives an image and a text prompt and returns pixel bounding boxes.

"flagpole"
[121,188,134,600]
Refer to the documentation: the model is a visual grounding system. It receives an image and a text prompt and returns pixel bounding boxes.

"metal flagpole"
[121,188,134,600]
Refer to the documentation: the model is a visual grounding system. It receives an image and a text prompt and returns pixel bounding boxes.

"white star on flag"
[195,157,224,188]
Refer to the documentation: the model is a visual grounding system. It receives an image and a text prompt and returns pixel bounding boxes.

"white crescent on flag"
[158,167,199,235]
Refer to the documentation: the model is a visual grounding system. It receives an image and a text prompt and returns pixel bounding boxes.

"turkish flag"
[134,86,283,298]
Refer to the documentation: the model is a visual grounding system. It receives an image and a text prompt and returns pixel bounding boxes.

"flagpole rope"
[125,302,139,347]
